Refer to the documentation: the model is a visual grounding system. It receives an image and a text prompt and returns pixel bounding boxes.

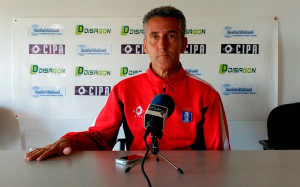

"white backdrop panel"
[13,17,278,122]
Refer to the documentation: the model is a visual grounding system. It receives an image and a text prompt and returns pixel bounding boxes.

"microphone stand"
[150,135,183,174]
[125,134,183,174]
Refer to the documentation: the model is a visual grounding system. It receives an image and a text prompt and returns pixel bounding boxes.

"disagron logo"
[75,67,111,76]
[121,26,143,35]
[76,25,111,35]
[219,64,256,74]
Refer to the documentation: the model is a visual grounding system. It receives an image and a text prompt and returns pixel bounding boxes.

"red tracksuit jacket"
[62,63,231,150]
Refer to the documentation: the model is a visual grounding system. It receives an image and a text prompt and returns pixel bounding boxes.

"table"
[1,150,300,187]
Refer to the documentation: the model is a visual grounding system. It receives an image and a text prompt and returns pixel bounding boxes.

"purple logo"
[121,44,145,54]
[75,86,111,96]
[29,44,65,54]
[184,44,206,54]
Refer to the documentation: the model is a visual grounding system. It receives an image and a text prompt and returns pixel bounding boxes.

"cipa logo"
[121,44,145,54]
[75,86,111,96]
[184,44,206,54]
[221,44,259,54]
[29,44,65,54]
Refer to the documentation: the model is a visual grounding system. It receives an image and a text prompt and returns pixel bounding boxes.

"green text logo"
[30,65,65,74]
[121,26,143,35]
[75,66,111,76]
[185,28,206,35]
[219,64,256,74]
[120,67,142,76]
[76,25,111,35]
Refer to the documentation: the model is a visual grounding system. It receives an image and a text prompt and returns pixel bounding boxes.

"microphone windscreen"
[150,94,175,117]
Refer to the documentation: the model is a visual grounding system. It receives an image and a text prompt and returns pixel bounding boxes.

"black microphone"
[144,94,175,139]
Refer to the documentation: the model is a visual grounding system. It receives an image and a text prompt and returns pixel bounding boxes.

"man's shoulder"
[185,72,216,92]
[184,72,221,103]
[117,71,148,86]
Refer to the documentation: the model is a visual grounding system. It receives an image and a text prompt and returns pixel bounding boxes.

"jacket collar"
[146,62,186,90]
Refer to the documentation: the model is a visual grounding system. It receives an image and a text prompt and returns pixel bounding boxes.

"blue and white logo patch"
[182,111,192,123]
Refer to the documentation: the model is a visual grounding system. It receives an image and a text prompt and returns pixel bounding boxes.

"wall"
[1,0,300,150]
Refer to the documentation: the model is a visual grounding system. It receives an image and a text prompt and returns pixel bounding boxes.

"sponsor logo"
[224,26,257,38]
[77,44,111,56]
[133,106,144,118]
[30,65,65,75]
[29,24,63,36]
[221,44,259,54]
[75,66,111,76]
[75,86,111,96]
[185,69,201,76]
[148,104,168,118]
[29,44,65,54]
[75,25,111,35]
[185,28,206,35]
[32,86,65,98]
[219,64,256,74]
[182,108,192,123]
[121,25,143,35]
[120,67,142,76]
[184,44,206,54]
[222,84,256,95]
[121,44,145,54]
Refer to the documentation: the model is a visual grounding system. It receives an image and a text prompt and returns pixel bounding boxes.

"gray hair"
[143,6,186,38]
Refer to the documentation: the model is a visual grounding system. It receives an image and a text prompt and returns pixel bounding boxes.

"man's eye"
[152,35,158,39]
[169,34,176,39]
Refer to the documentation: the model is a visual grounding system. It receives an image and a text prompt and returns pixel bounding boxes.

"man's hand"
[24,138,72,161]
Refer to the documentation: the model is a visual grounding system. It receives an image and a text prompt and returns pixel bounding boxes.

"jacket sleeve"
[61,86,123,150]
[203,91,231,150]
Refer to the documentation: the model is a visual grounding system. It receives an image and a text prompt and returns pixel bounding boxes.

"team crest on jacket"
[133,106,144,118]
[182,109,192,123]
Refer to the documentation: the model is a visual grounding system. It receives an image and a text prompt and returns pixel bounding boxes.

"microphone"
[139,94,182,185]
[144,94,175,138]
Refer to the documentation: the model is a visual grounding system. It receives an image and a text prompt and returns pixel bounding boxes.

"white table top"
[1,150,300,187]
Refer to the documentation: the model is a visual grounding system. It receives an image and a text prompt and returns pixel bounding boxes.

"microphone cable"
[141,134,152,187]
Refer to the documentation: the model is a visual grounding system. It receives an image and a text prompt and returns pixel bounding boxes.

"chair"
[259,102,300,150]
[116,138,126,150]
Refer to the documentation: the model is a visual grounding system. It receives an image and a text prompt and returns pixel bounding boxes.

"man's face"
[143,17,187,72]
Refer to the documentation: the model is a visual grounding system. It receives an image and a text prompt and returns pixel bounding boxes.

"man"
[25,6,230,161]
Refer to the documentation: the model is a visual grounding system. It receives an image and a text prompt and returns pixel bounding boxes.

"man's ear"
[143,38,148,54]
[180,37,188,53]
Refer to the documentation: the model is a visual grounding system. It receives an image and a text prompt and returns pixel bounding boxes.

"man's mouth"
[158,54,169,57]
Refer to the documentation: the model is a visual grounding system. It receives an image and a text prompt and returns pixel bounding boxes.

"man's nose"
[158,36,168,49]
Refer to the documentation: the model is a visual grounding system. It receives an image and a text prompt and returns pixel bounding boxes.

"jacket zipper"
[162,83,166,93]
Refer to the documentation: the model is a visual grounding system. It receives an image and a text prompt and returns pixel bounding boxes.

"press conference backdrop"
[12,17,278,149]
